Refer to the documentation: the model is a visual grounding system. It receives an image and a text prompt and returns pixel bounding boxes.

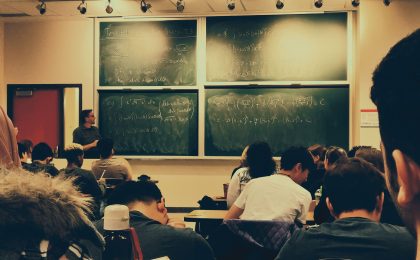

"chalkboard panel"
[206,13,347,82]
[99,90,198,156]
[100,20,196,86]
[205,87,349,156]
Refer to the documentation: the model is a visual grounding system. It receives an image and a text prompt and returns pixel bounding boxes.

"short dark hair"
[80,109,92,125]
[63,144,84,164]
[355,147,384,173]
[308,144,327,161]
[32,142,53,161]
[97,138,113,158]
[325,146,348,165]
[20,139,33,154]
[347,145,371,158]
[280,146,315,172]
[108,181,163,205]
[324,158,385,215]
[17,142,29,159]
[246,141,276,178]
[370,29,420,194]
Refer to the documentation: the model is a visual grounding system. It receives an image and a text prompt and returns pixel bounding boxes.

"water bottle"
[315,186,322,205]
[103,205,133,260]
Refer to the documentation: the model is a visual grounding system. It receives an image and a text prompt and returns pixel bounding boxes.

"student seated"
[94,181,215,260]
[225,146,313,225]
[17,142,30,167]
[227,142,276,208]
[59,143,105,220]
[0,167,104,259]
[302,144,326,198]
[22,142,59,177]
[91,138,133,180]
[275,158,416,260]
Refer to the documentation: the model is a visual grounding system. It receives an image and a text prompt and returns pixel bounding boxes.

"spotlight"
[176,0,185,12]
[314,0,323,8]
[78,0,87,14]
[351,0,360,7]
[227,0,235,10]
[106,0,113,14]
[36,0,46,15]
[140,0,152,13]
[276,0,284,9]
[383,0,391,6]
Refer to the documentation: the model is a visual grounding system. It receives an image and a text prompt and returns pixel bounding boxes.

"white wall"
[4,20,94,109]
[3,1,420,207]
[356,0,420,148]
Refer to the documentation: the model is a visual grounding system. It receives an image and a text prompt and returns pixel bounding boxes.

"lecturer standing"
[73,109,101,158]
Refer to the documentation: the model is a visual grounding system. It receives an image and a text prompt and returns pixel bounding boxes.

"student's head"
[355,147,384,173]
[308,144,327,164]
[17,142,29,162]
[246,141,276,179]
[347,145,371,158]
[324,146,348,170]
[280,146,315,184]
[108,181,168,225]
[63,143,84,168]
[370,29,420,234]
[80,109,95,125]
[324,158,385,221]
[20,139,33,159]
[32,142,54,163]
[97,138,114,159]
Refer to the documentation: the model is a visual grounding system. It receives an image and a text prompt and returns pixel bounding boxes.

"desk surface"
[184,209,315,224]
[184,210,228,221]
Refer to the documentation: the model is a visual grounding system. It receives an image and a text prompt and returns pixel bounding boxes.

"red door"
[12,88,61,149]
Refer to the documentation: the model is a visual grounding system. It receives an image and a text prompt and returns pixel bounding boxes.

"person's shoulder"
[73,126,83,133]
[376,222,415,239]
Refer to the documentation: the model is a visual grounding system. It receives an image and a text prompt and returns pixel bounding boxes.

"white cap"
[104,204,130,231]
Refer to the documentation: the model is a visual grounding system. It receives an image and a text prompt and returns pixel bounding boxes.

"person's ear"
[376,192,384,215]
[392,150,420,207]
[294,163,302,173]
[326,197,337,219]
[157,198,167,213]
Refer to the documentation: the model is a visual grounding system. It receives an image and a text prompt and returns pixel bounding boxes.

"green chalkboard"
[206,13,347,82]
[205,87,349,156]
[99,20,196,86]
[99,90,198,156]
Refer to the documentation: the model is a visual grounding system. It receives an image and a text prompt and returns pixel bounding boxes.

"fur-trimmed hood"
[0,167,104,249]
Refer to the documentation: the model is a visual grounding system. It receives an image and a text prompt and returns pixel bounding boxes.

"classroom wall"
[356,0,420,148]
[2,1,420,207]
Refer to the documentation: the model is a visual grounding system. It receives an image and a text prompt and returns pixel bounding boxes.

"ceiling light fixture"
[227,0,235,10]
[140,0,152,13]
[176,0,185,12]
[106,0,113,14]
[276,0,284,9]
[314,0,323,8]
[351,0,360,7]
[383,0,391,6]
[78,0,87,14]
[36,0,46,15]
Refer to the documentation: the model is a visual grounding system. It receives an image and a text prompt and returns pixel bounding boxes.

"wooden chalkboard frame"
[98,89,199,157]
[204,85,350,156]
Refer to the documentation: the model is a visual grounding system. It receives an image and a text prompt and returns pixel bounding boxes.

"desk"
[184,210,228,222]
[184,209,315,224]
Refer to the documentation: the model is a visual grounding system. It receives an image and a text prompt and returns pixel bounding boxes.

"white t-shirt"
[227,167,251,208]
[234,174,312,224]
